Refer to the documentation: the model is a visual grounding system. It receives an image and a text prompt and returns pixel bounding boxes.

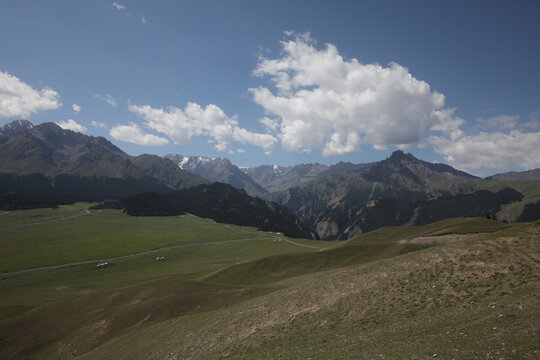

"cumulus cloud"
[430,130,540,171]
[476,114,519,130]
[93,93,117,107]
[0,71,61,118]
[110,123,169,146]
[249,32,445,156]
[429,108,540,171]
[259,117,279,133]
[90,121,107,129]
[128,102,278,153]
[429,109,466,140]
[72,104,81,114]
[56,119,87,133]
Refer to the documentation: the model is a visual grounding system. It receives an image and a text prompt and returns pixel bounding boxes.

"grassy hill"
[0,205,538,359]
[203,217,512,286]
[79,220,540,360]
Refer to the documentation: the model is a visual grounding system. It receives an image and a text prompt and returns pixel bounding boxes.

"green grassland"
[0,204,333,320]
[0,204,538,359]
[0,203,308,272]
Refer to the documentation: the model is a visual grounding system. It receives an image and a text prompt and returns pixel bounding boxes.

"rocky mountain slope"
[242,163,329,193]
[0,120,206,182]
[0,119,34,136]
[165,154,267,197]
[0,120,207,208]
[270,151,509,239]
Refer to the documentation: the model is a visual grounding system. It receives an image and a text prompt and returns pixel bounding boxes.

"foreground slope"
[203,217,512,286]
[77,221,540,359]
[1,217,534,359]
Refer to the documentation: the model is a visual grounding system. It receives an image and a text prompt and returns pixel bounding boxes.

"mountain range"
[242,163,330,193]
[0,120,206,188]
[268,151,489,239]
[166,150,540,239]
[165,154,268,197]
[2,120,540,238]
[0,120,315,237]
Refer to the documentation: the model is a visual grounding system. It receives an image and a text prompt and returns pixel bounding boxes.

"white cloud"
[90,121,107,129]
[128,102,278,154]
[430,127,540,171]
[250,32,445,156]
[72,104,81,114]
[110,123,169,146]
[429,108,540,171]
[141,15,147,24]
[93,93,117,107]
[112,2,125,11]
[56,119,87,133]
[237,148,246,153]
[322,132,361,157]
[429,108,466,141]
[476,114,519,130]
[259,117,279,133]
[0,71,61,118]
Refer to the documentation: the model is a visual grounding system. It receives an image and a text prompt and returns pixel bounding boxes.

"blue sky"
[1,0,539,175]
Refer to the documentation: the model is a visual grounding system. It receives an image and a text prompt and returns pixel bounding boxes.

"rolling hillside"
[1,211,537,359]
[78,221,540,359]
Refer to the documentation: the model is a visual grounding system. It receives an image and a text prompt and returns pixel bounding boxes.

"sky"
[1,0,539,176]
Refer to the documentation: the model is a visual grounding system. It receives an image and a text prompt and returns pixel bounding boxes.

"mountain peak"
[0,119,34,136]
[165,153,268,197]
[388,150,416,163]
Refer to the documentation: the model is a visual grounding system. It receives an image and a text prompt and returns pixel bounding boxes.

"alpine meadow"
[1,1,539,359]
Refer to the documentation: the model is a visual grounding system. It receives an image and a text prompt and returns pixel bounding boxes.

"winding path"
[1,235,325,278]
